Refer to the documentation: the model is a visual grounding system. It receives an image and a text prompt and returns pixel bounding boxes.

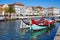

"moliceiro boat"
[20,20,47,30]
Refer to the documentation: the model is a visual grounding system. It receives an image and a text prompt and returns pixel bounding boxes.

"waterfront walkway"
[54,26,60,40]
[7,15,60,19]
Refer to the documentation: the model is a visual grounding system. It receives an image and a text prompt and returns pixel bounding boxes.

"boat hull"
[20,20,55,31]
[30,24,47,31]
[0,17,4,21]
[20,20,47,30]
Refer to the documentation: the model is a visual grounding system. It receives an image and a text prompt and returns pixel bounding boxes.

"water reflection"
[0,20,60,40]
[20,22,56,40]
[0,20,21,40]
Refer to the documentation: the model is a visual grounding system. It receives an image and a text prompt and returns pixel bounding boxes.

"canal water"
[0,19,60,40]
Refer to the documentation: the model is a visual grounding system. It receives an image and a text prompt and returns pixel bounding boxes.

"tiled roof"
[47,7,57,9]
[0,2,24,7]
[0,4,3,7]
[13,2,24,6]
[36,6,43,8]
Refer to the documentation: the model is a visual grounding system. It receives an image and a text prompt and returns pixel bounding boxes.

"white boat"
[0,17,4,20]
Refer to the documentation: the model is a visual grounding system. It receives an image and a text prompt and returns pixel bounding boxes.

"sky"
[0,0,60,8]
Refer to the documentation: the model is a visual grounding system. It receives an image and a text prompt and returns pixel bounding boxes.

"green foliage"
[57,20,60,22]
[5,6,15,13]
[0,7,3,10]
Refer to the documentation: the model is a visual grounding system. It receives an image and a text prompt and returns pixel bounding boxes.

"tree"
[0,7,4,16]
[0,7,3,10]
[5,6,15,18]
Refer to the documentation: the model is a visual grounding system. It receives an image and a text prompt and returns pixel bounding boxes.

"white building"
[19,6,33,15]
[0,4,9,16]
[45,7,60,16]
[33,6,44,15]
[0,2,60,17]
[14,2,33,16]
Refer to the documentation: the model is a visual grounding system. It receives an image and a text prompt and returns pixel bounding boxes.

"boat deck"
[54,26,60,40]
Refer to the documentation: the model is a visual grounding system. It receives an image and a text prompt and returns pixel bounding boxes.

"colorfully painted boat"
[20,20,47,30]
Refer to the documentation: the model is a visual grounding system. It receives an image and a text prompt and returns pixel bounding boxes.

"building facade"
[13,2,33,16]
[0,2,60,16]
[32,6,44,15]
[45,7,60,16]
[0,5,3,15]
[0,4,9,16]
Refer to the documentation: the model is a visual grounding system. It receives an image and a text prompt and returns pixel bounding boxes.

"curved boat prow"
[20,20,30,29]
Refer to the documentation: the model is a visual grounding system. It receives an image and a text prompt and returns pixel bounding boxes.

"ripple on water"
[0,20,60,40]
